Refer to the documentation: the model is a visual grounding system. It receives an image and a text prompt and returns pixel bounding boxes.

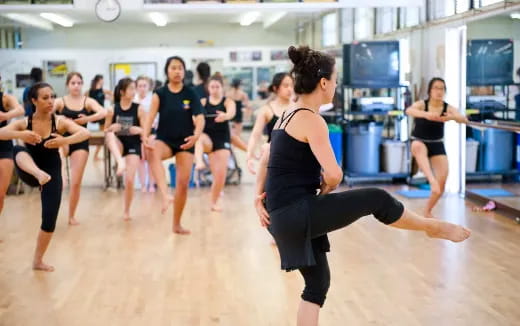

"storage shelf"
[466,170,520,177]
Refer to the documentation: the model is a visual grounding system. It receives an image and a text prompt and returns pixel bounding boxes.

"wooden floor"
[1,149,520,326]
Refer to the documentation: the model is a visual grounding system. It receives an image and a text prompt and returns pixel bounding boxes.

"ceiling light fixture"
[510,12,520,20]
[240,11,260,26]
[149,12,168,27]
[40,13,74,27]
[3,13,53,31]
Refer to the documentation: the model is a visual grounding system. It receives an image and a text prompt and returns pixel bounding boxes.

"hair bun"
[288,46,310,66]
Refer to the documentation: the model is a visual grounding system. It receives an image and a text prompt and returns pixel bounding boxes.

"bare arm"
[255,143,271,227]
[103,89,114,102]
[0,95,24,122]
[445,105,468,124]
[222,98,236,120]
[85,98,107,122]
[57,117,90,144]
[405,100,428,119]
[103,106,115,131]
[0,119,29,140]
[143,93,160,138]
[247,106,269,160]
[305,114,343,187]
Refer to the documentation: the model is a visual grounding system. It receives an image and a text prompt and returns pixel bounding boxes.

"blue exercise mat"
[396,190,431,198]
[469,188,516,197]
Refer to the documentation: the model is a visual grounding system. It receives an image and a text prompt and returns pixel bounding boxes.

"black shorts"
[0,140,13,160]
[413,140,446,157]
[68,139,90,155]
[232,107,243,123]
[119,136,142,157]
[156,137,195,156]
[206,130,231,153]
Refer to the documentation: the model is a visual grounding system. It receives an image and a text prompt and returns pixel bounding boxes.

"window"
[322,12,338,47]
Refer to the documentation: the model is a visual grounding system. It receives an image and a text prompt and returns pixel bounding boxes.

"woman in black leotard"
[0,79,24,217]
[246,72,293,174]
[143,56,205,235]
[194,75,236,211]
[254,46,470,326]
[54,72,106,225]
[0,82,89,272]
[405,78,468,218]
[104,78,146,221]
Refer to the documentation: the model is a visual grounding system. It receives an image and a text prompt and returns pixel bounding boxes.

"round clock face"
[95,0,121,23]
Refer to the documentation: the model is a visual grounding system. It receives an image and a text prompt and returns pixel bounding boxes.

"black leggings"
[13,146,62,233]
[299,188,404,307]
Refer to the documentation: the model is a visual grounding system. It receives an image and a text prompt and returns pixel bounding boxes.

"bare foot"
[116,160,126,176]
[195,162,206,171]
[148,186,156,193]
[173,225,191,235]
[33,261,55,272]
[123,213,132,221]
[36,170,51,186]
[211,204,223,212]
[141,187,148,193]
[161,195,174,214]
[426,220,471,242]
[68,217,80,226]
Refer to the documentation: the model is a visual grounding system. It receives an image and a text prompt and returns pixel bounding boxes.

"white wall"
[20,22,295,48]
[0,46,292,99]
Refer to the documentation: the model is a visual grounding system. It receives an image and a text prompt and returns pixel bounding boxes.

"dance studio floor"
[1,149,519,326]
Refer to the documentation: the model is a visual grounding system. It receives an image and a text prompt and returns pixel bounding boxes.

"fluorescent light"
[511,12,520,20]
[263,11,287,29]
[3,13,54,31]
[149,12,168,27]
[40,13,74,27]
[240,11,260,26]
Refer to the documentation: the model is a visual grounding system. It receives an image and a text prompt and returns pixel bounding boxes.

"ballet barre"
[467,120,520,133]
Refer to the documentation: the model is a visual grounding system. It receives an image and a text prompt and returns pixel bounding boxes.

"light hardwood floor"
[1,150,519,326]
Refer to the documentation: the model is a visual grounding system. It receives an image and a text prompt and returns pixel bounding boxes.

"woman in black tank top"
[194,75,236,212]
[142,56,205,235]
[54,72,106,226]
[104,78,145,221]
[254,47,470,325]
[406,78,468,218]
[0,89,24,219]
[0,82,89,272]
[87,74,113,161]
[226,79,250,152]
[246,72,293,174]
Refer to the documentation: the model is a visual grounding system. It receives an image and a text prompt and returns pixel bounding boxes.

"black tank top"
[0,92,7,128]
[61,97,89,127]
[89,88,105,107]
[265,108,321,212]
[264,103,279,143]
[113,102,140,137]
[204,97,229,135]
[26,114,59,155]
[411,100,447,141]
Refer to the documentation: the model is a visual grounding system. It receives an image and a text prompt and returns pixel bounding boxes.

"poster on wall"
[109,62,157,88]
[15,74,32,88]
[46,61,68,76]
[229,51,262,62]
[270,50,289,61]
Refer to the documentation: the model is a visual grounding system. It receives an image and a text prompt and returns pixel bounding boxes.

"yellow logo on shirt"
[183,100,190,110]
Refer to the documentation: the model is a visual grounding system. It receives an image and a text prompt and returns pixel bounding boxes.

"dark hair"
[427,77,446,97]
[288,46,335,95]
[114,77,135,103]
[30,67,43,83]
[66,72,83,85]
[231,78,241,89]
[154,80,163,90]
[28,82,53,112]
[164,56,186,82]
[184,70,194,87]
[196,62,211,83]
[268,72,291,93]
[90,74,103,92]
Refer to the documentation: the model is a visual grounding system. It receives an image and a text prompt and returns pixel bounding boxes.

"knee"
[301,270,330,307]
[41,218,57,233]
[126,178,134,188]
[368,188,404,224]
[411,142,424,157]
[175,179,189,192]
